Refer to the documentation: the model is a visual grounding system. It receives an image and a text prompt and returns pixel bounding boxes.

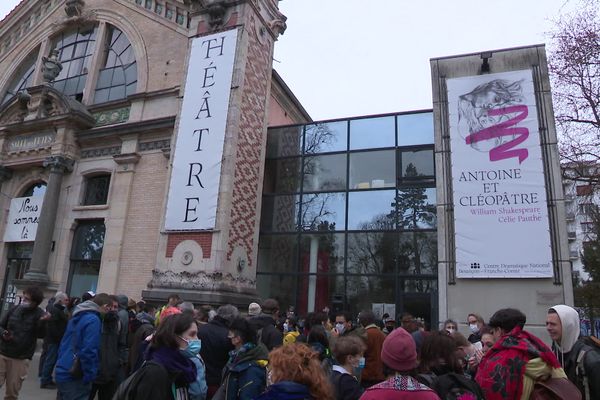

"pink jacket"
[360,376,441,400]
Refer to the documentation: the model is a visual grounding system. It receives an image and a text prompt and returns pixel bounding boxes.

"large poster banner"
[3,196,42,242]
[165,29,238,230]
[447,70,552,278]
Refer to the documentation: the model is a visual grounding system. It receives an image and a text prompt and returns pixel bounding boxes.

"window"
[581,222,595,234]
[349,150,396,189]
[82,174,111,205]
[350,116,395,150]
[94,26,137,103]
[302,154,346,192]
[304,121,347,154]
[21,182,47,197]
[397,112,434,146]
[259,112,437,323]
[68,221,105,296]
[2,51,37,105]
[52,27,98,101]
[579,203,598,215]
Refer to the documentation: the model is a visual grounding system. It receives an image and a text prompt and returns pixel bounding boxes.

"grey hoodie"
[73,300,102,316]
[549,305,580,363]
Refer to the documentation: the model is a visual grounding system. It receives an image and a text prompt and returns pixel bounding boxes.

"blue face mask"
[181,337,202,356]
[358,357,366,369]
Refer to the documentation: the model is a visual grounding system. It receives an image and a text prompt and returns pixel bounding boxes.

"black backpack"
[419,372,485,400]
[112,361,159,400]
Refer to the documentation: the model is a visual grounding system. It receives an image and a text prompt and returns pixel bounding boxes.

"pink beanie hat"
[381,327,417,371]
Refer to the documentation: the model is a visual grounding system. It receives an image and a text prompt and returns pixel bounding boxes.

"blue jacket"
[55,301,102,383]
[255,381,313,400]
[222,343,269,400]
[185,351,208,400]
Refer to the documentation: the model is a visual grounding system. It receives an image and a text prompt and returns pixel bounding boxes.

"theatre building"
[0,0,573,336]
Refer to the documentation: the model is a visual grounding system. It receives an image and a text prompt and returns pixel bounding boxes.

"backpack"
[530,377,582,400]
[112,361,157,400]
[574,336,600,400]
[419,373,485,400]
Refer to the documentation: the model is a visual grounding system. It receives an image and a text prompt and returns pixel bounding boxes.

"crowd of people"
[0,287,599,400]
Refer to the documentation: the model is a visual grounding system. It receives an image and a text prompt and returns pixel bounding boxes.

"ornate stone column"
[24,155,74,284]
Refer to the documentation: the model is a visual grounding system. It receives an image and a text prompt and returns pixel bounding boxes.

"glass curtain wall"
[259,111,437,326]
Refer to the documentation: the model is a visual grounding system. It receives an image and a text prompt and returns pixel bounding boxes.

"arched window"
[1,51,38,105]
[51,26,98,101]
[21,182,47,197]
[94,26,137,103]
[69,220,105,296]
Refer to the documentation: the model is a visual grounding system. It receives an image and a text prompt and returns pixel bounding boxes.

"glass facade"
[259,111,437,325]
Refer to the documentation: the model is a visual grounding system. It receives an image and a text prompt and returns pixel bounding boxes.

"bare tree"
[548,0,600,185]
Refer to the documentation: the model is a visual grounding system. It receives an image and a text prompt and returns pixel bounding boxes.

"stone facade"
[0,0,309,309]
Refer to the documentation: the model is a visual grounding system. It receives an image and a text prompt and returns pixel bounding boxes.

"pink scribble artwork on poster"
[458,79,530,163]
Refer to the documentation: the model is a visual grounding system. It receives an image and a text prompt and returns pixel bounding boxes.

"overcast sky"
[1,0,573,120]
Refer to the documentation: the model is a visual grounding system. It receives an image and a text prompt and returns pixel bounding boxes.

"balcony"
[568,231,577,241]
[570,250,580,259]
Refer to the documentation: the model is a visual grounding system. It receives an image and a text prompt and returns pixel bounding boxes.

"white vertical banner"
[165,29,238,230]
[3,196,42,242]
[447,70,552,278]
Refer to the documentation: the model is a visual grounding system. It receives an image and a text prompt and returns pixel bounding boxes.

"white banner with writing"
[3,196,42,242]
[447,70,552,278]
[165,29,238,230]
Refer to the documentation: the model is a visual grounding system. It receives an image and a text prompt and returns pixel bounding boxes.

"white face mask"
[469,323,479,334]
[335,323,346,335]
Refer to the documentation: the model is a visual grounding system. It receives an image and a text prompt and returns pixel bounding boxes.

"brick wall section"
[166,232,212,258]
[116,152,168,299]
[226,15,272,267]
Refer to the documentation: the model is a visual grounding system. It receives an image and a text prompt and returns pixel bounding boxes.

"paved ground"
[10,349,58,400]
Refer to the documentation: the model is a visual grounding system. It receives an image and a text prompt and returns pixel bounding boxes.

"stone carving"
[65,0,85,18]
[42,50,63,83]
[149,269,256,291]
[181,251,194,265]
[268,16,287,36]
[43,155,75,174]
[81,146,121,159]
[206,1,227,29]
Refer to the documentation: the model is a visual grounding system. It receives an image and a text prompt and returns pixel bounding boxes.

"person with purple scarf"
[129,313,198,399]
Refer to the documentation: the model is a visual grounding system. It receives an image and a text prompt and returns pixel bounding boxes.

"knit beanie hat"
[381,327,417,372]
[248,302,261,316]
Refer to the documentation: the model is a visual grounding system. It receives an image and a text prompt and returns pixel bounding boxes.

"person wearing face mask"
[56,293,113,400]
[40,291,69,389]
[443,319,457,335]
[357,311,386,389]
[0,286,47,400]
[126,313,198,399]
[90,296,123,400]
[330,336,366,400]
[180,324,207,400]
[215,317,269,400]
[466,313,485,344]
[331,311,367,348]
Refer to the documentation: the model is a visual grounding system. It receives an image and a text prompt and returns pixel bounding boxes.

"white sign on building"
[165,29,238,230]
[3,196,43,242]
[447,70,552,278]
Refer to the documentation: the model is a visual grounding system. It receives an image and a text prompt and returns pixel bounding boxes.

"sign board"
[6,132,55,152]
[447,70,552,278]
[165,29,238,230]
[3,196,42,242]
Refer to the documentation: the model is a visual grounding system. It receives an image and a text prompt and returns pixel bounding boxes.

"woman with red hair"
[256,343,334,400]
